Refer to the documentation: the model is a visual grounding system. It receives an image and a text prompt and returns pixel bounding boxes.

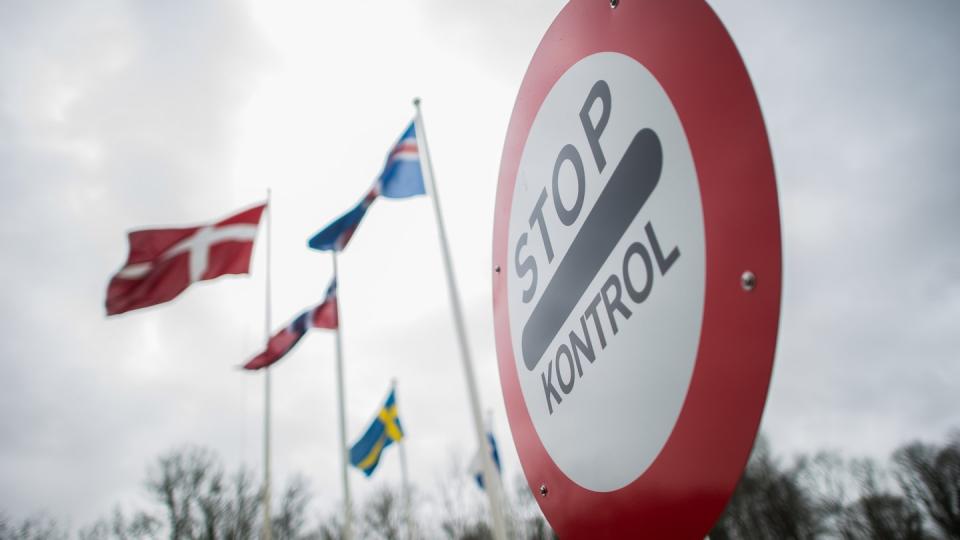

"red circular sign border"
[492,1,781,537]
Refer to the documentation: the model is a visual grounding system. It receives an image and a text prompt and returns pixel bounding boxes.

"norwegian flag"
[105,203,266,316]
[243,279,338,370]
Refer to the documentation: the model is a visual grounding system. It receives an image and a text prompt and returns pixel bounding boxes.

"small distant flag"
[243,279,338,370]
[377,121,425,199]
[350,388,404,477]
[470,430,502,490]
[106,203,266,316]
[308,121,425,252]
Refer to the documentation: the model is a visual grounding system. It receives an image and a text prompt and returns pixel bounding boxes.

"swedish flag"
[349,388,404,476]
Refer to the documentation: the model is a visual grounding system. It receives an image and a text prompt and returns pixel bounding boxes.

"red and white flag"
[243,279,338,370]
[106,203,266,316]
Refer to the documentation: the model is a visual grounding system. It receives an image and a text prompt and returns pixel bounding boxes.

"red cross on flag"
[105,203,267,316]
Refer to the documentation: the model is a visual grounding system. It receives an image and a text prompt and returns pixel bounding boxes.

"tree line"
[2,430,958,539]
[710,432,959,539]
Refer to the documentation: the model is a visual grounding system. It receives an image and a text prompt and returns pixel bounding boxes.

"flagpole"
[393,379,414,540]
[412,98,509,540]
[485,409,512,530]
[262,189,274,540]
[332,250,354,540]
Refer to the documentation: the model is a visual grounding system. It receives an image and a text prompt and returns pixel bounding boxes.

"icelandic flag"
[243,279,338,370]
[308,188,377,252]
[349,388,404,477]
[307,120,425,252]
[470,430,502,490]
[377,121,425,199]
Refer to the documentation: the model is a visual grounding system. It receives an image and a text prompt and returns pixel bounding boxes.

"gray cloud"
[711,0,960,455]
[0,0,268,524]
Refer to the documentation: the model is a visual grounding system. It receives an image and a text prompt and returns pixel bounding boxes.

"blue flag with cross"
[307,121,425,252]
[349,387,404,477]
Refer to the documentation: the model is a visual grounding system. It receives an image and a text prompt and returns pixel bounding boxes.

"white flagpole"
[393,379,414,540]
[484,409,512,530]
[412,98,509,540]
[262,189,273,540]
[332,251,354,540]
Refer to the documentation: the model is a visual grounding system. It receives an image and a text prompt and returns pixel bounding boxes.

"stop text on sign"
[514,80,682,415]
[505,52,706,491]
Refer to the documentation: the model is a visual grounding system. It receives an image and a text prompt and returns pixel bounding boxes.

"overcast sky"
[1,0,958,531]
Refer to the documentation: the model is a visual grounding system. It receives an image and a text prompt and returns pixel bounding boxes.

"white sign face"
[506,52,706,492]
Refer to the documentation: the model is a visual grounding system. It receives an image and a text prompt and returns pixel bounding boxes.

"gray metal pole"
[393,379,414,540]
[332,251,354,540]
[262,189,273,540]
[412,98,509,540]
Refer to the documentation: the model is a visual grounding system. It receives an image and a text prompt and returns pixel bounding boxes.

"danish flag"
[105,203,266,316]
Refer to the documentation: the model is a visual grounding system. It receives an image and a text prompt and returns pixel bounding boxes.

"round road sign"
[492,1,781,537]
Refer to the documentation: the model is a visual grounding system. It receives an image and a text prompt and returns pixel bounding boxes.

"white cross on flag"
[105,203,266,316]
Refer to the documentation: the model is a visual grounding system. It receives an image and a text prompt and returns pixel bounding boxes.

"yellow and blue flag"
[349,388,404,477]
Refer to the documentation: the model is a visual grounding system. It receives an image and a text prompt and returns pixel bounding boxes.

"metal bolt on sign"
[741,271,757,291]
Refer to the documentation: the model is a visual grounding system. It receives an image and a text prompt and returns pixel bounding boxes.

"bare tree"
[220,468,258,540]
[0,514,67,540]
[317,489,412,540]
[196,466,225,540]
[434,452,488,540]
[146,446,222,539]
[272,476,313,540]
[710,435,824,540]
[836,459,926,539]
[12,430,960,540]
[894,433,960,539]
[797,450,852,525]
[139,446,274,540]
[360,486,402,540]
[315,510,343,540]
[78,506,159,540]
[840,493,926,540]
